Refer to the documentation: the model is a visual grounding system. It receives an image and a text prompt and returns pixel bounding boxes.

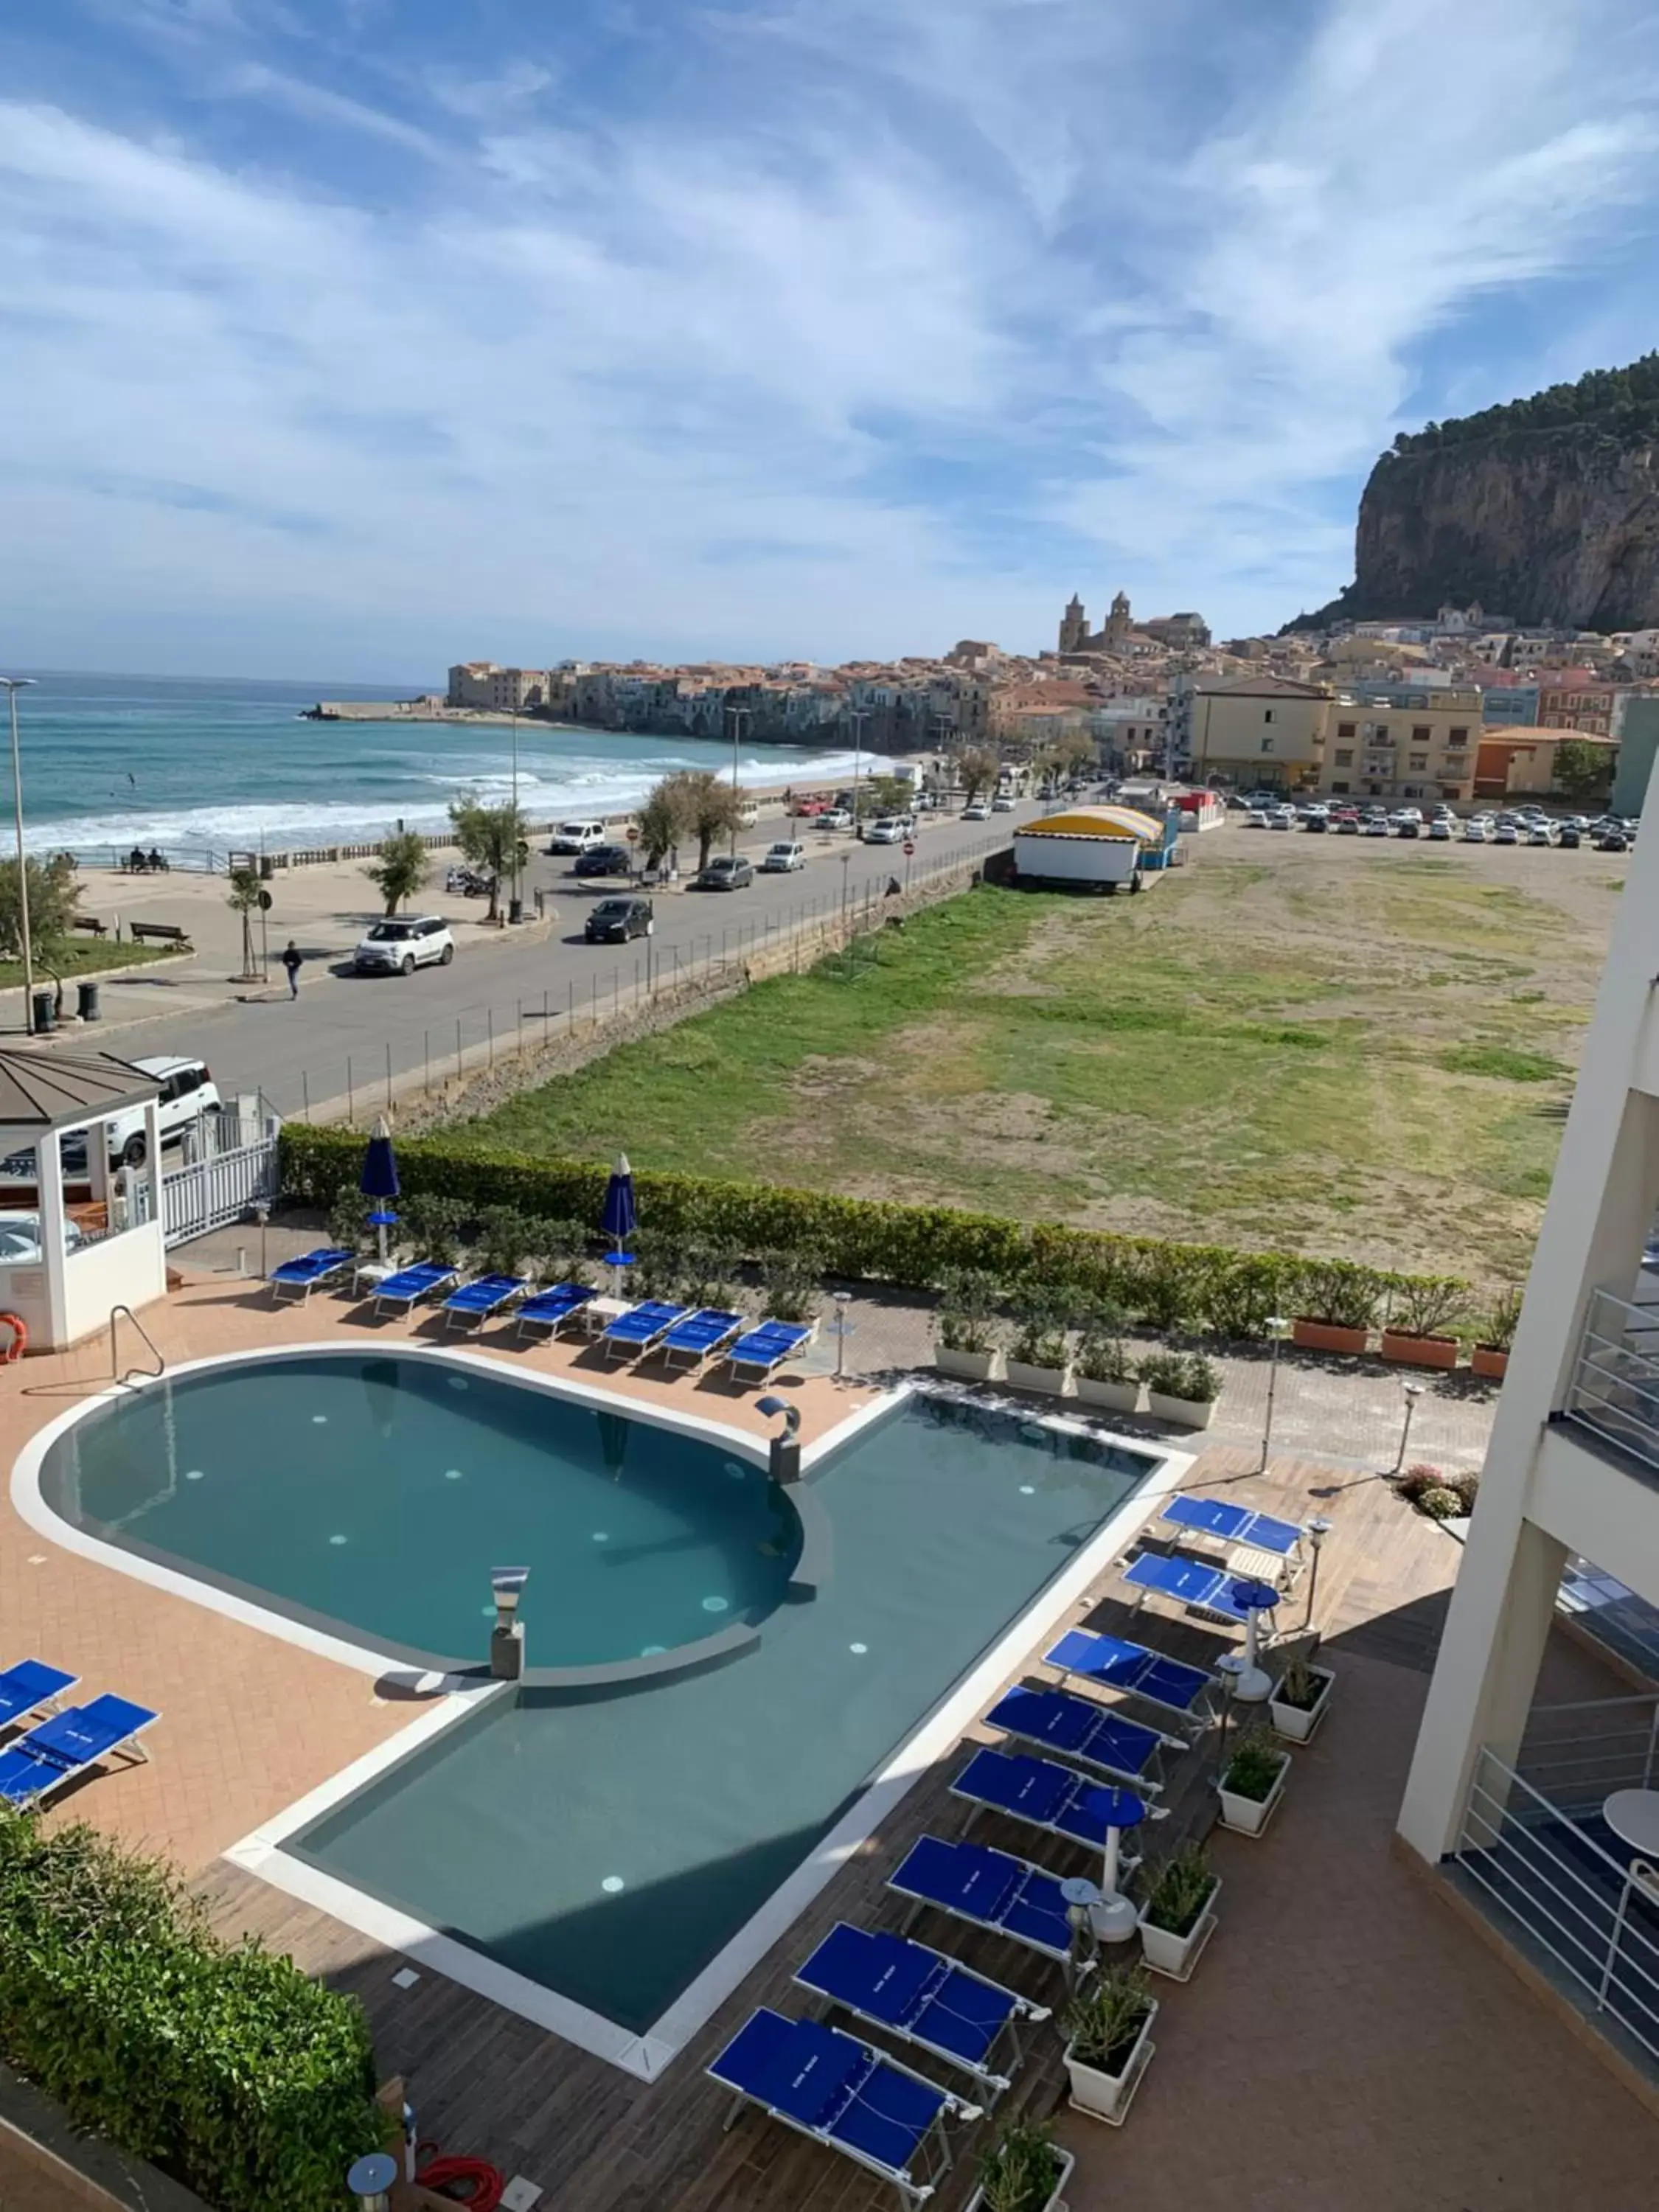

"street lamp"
[1259,1313,1290,1472]
[1302,1514,1333,1630]
[1391,1380,1426,1476]
[727,705,752,855]
[1,677,38,1034]
[508,706,523,925]
[848,709,872,832]
[830,1288,852,1380]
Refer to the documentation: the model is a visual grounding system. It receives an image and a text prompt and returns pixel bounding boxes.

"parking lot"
[1237,794,1637,855]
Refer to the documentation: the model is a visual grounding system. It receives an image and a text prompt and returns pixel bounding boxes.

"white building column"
[1398,1509,1568,1863]
[35,1127,70,1348]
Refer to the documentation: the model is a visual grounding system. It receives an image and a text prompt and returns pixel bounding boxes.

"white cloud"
[0,0,1656,673]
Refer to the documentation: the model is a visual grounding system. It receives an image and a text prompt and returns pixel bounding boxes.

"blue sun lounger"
[794,1922,1049,2104]
[1044,1627,1214,1728]
[514,1282,597,1341]
[887,1834,1091,1977]
[439,1274,531,1332]
[709,2006,979,2208]
[368,1262,459,1318]
[950,1745,1161,1862]
[0,1659,76,1736]
[267,1248,353,1303]
[726,1321,813,1383]
[600,1299,688,1360]
[1121,1551,1267,1626]
[1162,1492,1304,1560]
[661,1308,745,1372]
[984,1683,1185,1794]
[0,1693,159,1809]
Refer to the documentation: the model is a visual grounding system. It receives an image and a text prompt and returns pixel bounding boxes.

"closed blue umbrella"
[360,1115,400,1265]
[600,1152,636,1293]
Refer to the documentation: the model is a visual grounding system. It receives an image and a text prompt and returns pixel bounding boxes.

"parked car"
[1245,807,1270,828]
[1526,824,1555,846]
[1335,813,1360,835]
[548,819,608,855]
[1270,810,1293,830]
[818,808,853,830]
[1395,818,1419,838]
[1427,819,1452,840]
[1304,812,1329,832]
[1493,821,1520,845]
[963,801,991,821]
[863,818,905,844]
[1596,827,1630,852]
[0,1053,223,1180]
[1463,820,1489,843]
[991,795,1015,813]
[695,855,754,890]
[759,841,807,872]
[584,896,653,943]
[1362,815,1389,837]
[1557,824,1582,848]
[573,844,633,878]
[354,915,455,977]
[791,797,827,818]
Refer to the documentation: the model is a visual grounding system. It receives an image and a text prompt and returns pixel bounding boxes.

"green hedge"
[0,1809,383,2211]
[282,1124,1464,1335]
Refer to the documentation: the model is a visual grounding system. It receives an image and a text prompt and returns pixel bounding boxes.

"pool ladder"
[110,1305,165,1385]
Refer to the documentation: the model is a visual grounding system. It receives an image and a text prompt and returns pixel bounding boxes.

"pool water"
[287,1390,1155,2036]
[41,1354,801,1668]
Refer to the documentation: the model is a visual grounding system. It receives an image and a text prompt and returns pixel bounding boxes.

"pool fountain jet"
[490,1566,531,1679]
[756,1395,802,1485]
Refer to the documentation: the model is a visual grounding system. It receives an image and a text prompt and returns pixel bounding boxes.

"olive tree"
[448,796,529,921]
[364,831,432,917]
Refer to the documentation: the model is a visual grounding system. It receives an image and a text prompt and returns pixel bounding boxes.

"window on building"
[1259,737,1275,753]
[1413,726,1431,742]
[1409,754,1428,771]
[1337,721,1356,738]
[1448,728,1468,747]
[1372,724,1390,741]
[1334,748,1354,766]
[1330,780,1350,794]
[1263,709,1276,724]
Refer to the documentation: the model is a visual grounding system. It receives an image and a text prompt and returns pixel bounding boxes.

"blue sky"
[1,0,1656,681]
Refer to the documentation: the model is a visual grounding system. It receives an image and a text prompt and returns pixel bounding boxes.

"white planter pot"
[936,1345,998,1382]
[1062,2004,1158,2126]
[1217,1753,1290,1836]
[1075,1375,1140,1414]
[1005,1358,1071,1396]
[1270,1664,1335,1744]
[963,2147,1076,2212]
[1137,1879,1221,1981]
[1146,1390,1217,1429]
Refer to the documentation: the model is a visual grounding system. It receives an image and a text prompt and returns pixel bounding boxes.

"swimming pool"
[22,1352,1177,2077]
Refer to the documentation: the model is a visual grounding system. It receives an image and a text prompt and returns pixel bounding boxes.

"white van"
[737,801,759,831]
[549,820,607,855]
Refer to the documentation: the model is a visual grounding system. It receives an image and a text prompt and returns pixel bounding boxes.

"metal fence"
[161,1131,281,1246]
[272,837,990,1127]
[1563,1286,1659,1472]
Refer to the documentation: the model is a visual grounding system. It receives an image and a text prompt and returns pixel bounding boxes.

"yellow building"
[1323,689,1481,803]
[1178,675,1331,790]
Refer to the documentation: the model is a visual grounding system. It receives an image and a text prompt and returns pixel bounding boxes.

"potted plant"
[1059,1962,1157,2124]
[1397,1462,1478,1521]
[935,1268,1002,1382]
[1136,1842,1220,1981]
[1292,1261,1382,1357]
[1074,1310,1139,1414]
[1140,1349,1220,1428]
[1472,1286,1521,1380]
[1005,1287,1071,1396]
[1217,1724,1290,1836]
[965,2119,1074,2212]
[1269,1649,1336,1743]
[1380,1276,1466,1370]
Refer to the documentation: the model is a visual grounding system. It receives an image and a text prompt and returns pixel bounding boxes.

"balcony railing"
[1564,1287,1659,1474]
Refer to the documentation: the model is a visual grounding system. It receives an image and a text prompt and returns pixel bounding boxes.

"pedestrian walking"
[281,940,303,1000]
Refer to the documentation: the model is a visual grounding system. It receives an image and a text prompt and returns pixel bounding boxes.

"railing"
[1455,1742,1659,2068]
[1563,1287,1659,1473]
[1516,1694,1659,1802]
[161,1129,280,1248]
[109,1304,164,1384]
[1558,1559,1659,1683]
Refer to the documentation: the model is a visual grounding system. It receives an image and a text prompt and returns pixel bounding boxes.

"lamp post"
[1302,1514,1333,1631]
[727,705,752,855]
[508,706,523,925]
[1391,1380,1426,1475]
[831,1288,852,1380]
[1,677,38,1034]
[849,708,872,832]
[1259,1312,1290,1472]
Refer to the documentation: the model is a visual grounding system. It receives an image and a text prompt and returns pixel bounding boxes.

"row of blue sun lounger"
[0,1658,157,1809]
[266,1250,814,1379]
[709,1501,1310,2200]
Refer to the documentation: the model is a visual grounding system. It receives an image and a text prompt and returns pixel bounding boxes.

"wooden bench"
[128,921,192,947]
[73,917,108,937]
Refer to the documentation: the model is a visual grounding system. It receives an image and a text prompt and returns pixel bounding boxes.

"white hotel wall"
[1399,757,1659,1862]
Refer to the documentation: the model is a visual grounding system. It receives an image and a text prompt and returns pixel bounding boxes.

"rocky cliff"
[1290,355,1659,630]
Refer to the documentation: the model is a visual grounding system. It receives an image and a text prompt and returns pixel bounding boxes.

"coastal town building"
[446,662,554,712]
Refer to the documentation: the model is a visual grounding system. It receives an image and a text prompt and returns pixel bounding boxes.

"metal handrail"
[110,1305,164,1385]
[1564,1287,1659,1473]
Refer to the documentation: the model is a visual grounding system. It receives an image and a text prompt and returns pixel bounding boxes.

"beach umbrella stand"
[600,1152,637,1298]
[360,1116,401,1267]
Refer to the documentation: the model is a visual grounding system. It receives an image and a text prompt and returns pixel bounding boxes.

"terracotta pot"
[1380,1329,1459,1371]
[1471,1343,1509,1380]
[1292,1317,1370,1357]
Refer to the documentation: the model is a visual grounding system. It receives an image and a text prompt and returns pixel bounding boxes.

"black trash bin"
[508,897,524,925]
[259,854,274,880]
[77,979,101,1023]
[30,988,54,1034]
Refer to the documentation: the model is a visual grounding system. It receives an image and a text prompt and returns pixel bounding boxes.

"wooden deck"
[201,1445,1461,2212]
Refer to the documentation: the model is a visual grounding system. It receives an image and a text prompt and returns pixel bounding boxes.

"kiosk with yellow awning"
[1012,804,1178,892]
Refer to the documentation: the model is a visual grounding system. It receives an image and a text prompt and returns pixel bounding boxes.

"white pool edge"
[228,1412,1194,2081]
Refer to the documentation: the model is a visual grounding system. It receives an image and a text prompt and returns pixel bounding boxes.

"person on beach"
[281,941,303,999]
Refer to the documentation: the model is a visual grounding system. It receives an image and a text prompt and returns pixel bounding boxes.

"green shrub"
[1417,1483,1464,1520]
[326,1187,375,1256]
[1138,1350,1220,1402]
[1141,1843,1216,1938]
[1482,1286,1523,1351]
[1221,1727,1285,1803]
[1387,1274,1467,1338]
[400,1191,467,1265]
[1059,1962,1154,2072]
[1009,1285,1069,1368]
[976,2118,1065,2212]
[278,1127,1468,1326]
[937,1267,1000,1354]
[0,1809,381,2211]
[1297,1259,1384,1331]
[758,1246,823,1324]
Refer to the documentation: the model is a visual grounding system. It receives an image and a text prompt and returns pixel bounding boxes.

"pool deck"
[4,1282,1656,2209]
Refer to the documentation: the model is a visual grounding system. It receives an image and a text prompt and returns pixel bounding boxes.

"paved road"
[35,804,1045,1119]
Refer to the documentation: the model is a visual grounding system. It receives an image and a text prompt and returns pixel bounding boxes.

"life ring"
[0,1313,27,1363]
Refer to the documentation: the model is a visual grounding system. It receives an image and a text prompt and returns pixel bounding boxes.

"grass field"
[0,939,175,992]
[453,838,1622,1284]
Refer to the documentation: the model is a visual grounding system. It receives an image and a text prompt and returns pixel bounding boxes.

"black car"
[1556,824,1581,849]
[1596,829,1630,852]
[574,844,633,878]
[584,897,653,943]
[695,855,754,891]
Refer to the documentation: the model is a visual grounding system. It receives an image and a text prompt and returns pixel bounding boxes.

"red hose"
[415,2140,507,2211]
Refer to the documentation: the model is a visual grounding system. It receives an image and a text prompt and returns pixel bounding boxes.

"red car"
[792,797,827,817]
